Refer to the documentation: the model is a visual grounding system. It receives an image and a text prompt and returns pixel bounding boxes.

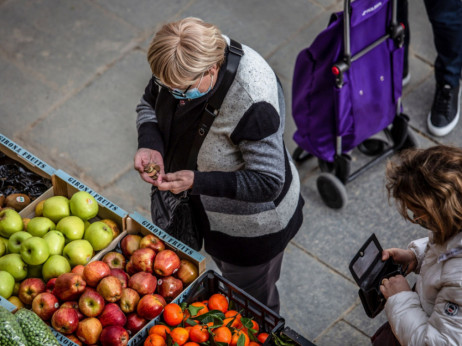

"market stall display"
[0,134,311,345]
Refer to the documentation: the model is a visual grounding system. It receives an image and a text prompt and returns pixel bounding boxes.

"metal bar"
[347,147,394,183]
[343,0,351,63]
[351,34,390,62]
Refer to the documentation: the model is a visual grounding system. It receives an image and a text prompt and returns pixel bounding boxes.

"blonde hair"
[147,17,227,88]
[386,145,462,244]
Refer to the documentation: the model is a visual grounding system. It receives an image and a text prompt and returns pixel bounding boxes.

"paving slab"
[18,50,151,188]
[0,0,137,99]
[0,54,61,135]
[277,242,358,341]
[315,320,370,345]
[94,0,190,32]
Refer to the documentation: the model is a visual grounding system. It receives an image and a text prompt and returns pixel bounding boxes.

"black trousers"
[212,251,284,314]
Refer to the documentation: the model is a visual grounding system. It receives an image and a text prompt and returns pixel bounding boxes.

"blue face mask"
[172,73,213,100]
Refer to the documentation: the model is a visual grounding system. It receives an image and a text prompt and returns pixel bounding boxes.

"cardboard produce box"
[0,133,55,211]
[20,169,128,249]
[0,169,128,346]
[91,212,206,346]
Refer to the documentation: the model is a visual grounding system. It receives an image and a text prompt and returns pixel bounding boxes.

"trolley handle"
[333,0,403,88]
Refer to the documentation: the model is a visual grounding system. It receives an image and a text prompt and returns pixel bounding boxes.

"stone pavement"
[1,0,460,344]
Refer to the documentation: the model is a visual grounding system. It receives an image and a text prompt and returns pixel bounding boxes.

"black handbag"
[150,39,243,251]
[349,233,405,318]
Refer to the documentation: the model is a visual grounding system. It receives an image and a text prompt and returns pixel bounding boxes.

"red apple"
[175,259,199,285]
[46,277,57,293]
[110,268,129,288]
[124,313,147,336]
[83,260,111,287]
[125,260,137,275]
[66,334,83,346]
[61,301,85,320]
[120,234,141,257]
[71,264,85,277]
[79,287,105,317]
[100,325,129,346]
[51,307,79,334]
[53,273,87,301]
[18,278,46,305]
[97,276,122,303]
[136,293,166,320]
[119,288,140,314]
[131,248,156,273]
[153,249,180,276]
[102,251,126,270]
[32,292,60,321]
[98,303,127,328]
[139,234,165,252]
[157,276,183,302]
[128,272,157,295]
[76,317,102,345]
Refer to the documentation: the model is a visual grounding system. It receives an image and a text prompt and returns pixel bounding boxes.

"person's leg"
[424,0,462,136]
[212,252,284,314]
[424,0,462,86]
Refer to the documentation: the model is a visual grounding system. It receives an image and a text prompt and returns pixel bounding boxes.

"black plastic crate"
[182,270,285,339]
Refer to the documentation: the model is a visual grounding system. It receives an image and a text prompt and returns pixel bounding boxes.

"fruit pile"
[2,232,199,345]
[0,152,52,211]
[145,293,270,346]
[0,190,120,305]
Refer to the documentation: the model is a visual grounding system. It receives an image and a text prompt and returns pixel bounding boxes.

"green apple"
[0,237,8,255]
[70,191,99,221]
[27,216,56,237]
[0,254,28,281]
[0,209,24,238]
[56,216,85,242]
[42,255,71,281]
[42,230,66,255]
[0,237,5,257]
[7,231,32,253]
[63,239,93,267]
[84,221,113,251]
[20,236,50,265]
[42,196,70,223]
[27,264,43,278]
[0,270,15,299]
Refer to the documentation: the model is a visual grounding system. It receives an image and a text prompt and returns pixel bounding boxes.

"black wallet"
[349,233,404,318]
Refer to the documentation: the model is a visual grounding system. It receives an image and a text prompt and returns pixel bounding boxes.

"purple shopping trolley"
[291,0,416,208]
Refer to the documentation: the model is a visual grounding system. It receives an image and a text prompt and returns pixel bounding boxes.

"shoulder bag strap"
[186,39,243,170]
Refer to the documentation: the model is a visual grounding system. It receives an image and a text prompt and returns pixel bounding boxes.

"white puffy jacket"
[385,232,462,345]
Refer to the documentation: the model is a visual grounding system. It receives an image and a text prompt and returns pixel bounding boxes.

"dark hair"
[386,145,462,244]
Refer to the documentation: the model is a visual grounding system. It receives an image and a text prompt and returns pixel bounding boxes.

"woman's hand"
[380,275,411,299]
[157,170,194,194]
[134,148,165,185]
[382,248,417,275]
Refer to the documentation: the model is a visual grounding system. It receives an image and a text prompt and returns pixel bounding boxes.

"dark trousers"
[424,0,462,87]
[212,251,284,314]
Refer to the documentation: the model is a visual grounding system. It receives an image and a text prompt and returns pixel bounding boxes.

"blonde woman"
[372,145,462,345]
[133,17,304,312]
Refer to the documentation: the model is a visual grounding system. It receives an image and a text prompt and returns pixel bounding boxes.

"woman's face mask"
[172,72,213,100]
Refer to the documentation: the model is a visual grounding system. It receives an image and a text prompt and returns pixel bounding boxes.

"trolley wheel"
[400,131,418,151]
[316,172,348,209]
[318,158,335,173]
[292,146,313,163]
[357,138,387,156]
